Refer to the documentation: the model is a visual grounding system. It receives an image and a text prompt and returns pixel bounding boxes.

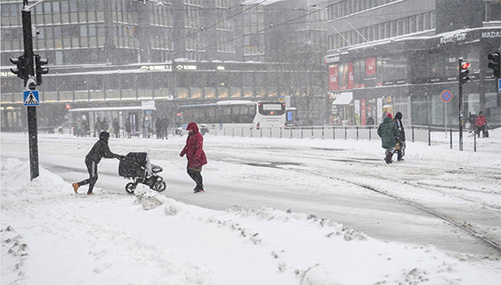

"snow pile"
[2,158,500,284]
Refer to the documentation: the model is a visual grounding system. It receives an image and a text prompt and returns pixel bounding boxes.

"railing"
[209,125,490,152]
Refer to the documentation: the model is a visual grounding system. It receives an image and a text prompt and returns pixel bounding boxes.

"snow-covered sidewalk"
[2,158,501,285]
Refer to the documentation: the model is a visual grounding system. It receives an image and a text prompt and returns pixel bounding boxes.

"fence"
[210,125,487,152]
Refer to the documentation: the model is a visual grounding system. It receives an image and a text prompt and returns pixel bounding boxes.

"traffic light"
[9,55,28,80]
[459,59,470,85]
[487,51,500,78]
[34,54,49,85]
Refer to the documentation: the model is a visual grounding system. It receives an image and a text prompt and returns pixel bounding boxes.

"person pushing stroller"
[72,131,123,195]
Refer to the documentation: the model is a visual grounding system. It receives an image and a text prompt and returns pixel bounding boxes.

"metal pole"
[449,129,453,149]
[22,4,39,180]
[458,58,464,151]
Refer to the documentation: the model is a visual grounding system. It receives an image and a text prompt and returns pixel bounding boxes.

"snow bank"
[2,158,501,285]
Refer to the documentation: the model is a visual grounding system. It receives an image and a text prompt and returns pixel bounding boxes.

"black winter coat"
[86,139,119,163]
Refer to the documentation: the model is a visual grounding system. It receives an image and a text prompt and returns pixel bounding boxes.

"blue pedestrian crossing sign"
[498,78,501,93]
[23,90,40,106]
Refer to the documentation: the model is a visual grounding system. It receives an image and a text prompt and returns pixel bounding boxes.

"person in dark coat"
[377,113,400,164]
[72,131,123,195]
[125,119,131,138]
[161,116,169,140]
[156,117,163,139]
[94,117,102,137]
[393,112,406,161]
[112,118,120,138]
[101,117,109,132]
[180,122,207,193]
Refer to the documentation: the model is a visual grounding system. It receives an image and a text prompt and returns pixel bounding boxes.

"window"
[485,2,501,22]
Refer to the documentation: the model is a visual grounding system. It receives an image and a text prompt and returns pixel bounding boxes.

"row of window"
[327,0,400,20]
[328,11,435,49]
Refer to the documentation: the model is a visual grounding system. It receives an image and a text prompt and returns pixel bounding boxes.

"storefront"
[325,27,501,128]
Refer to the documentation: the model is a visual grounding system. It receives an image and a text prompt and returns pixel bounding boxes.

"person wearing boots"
[377,113,400,164]
[180,122,207,193]
[393,112,406,161]
[72,131,123,195]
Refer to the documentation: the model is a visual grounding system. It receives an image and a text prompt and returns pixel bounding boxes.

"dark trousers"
[78,158,98,194]
[187,168,203,190]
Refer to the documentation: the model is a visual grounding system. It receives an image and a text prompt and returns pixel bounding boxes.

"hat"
[386,112,393,119]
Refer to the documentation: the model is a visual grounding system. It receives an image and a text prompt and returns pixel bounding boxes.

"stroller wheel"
[125,182,136,194]
[153,180,167,192]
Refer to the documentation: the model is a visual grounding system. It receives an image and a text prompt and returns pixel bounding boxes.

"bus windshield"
[258,102,286,116]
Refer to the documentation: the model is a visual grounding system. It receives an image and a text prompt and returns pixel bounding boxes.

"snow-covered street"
[2,131,501,284]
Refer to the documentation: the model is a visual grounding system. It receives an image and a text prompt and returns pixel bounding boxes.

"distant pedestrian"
[94,117,102,137]
[72,131,123,195]
[366,117,375,126]
[393,112,406,161]
[156,117,163,139]
[112,118,120,138]
[161,116,169,140]
[101,118,109,132]
[475,111,487,138]
[180,122,207,193]
[377,113,400,164]
[125,119,131,138]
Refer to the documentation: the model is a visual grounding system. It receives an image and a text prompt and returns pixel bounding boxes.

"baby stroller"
[118,152,166,194]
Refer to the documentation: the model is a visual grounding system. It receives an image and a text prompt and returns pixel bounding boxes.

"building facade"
[1,0,329,131]
[324,0,501,127]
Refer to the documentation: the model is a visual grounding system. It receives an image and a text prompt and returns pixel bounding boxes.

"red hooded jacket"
[475,114,486,127]
[180,122,207,169]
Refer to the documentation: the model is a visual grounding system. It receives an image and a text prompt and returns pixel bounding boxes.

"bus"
[176,100,286,130]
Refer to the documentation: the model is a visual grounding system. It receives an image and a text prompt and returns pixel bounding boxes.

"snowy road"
[2,132,500,257]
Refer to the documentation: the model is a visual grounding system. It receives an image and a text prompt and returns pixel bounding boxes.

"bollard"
[474,134,477,152]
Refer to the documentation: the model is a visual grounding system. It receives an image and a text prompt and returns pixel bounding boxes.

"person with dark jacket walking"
[180,122,207,193]
[72,131,123,195]
[393,112,406,161]
[377,113,400,164]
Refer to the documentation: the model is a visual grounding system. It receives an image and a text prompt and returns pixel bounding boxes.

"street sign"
[441,90,453,103]
[498,78,501,93]
[23,90,40,106]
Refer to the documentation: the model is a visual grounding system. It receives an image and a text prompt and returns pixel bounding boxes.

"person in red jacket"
[180,122,207,193]
[475,111,487,138]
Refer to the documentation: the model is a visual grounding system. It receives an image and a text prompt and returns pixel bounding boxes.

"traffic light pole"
[22,1,39,180]
[458,58,464,151]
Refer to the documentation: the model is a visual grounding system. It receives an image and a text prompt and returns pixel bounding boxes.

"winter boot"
[72,183,80,194]
[194,186,205,193]
[384,153,393,164]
